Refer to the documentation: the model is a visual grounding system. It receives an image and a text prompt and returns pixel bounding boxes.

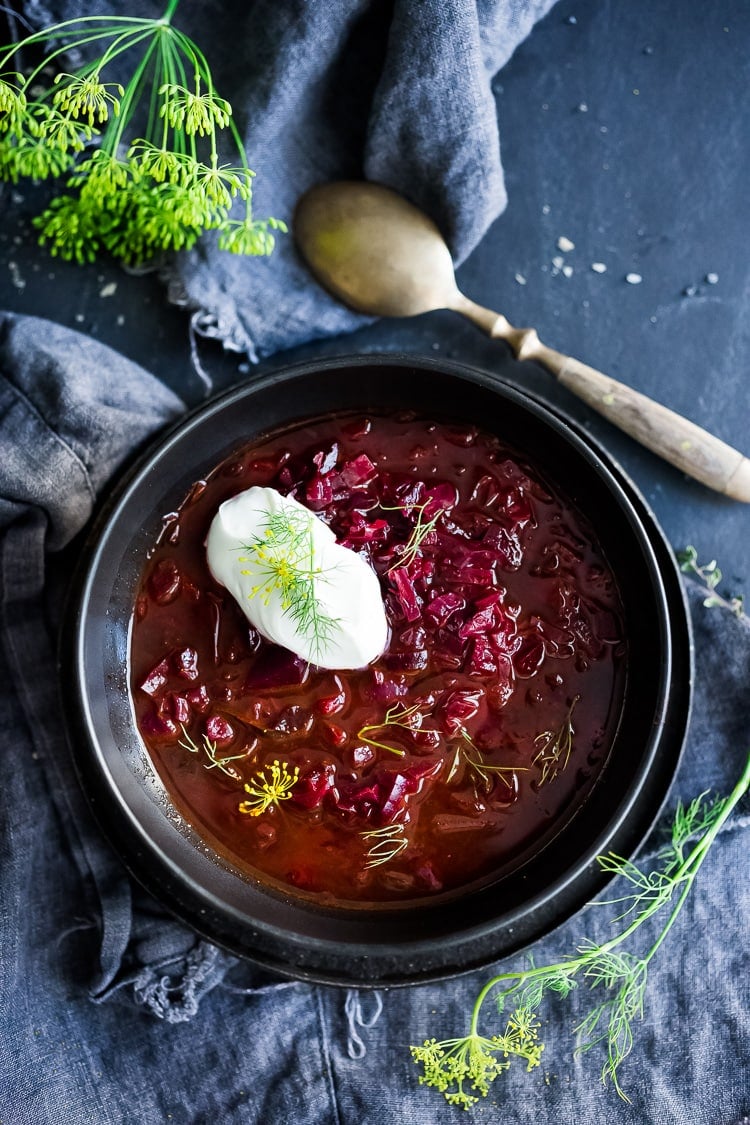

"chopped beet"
[425,591,465,626]
[377,759,442,822]
[389,568,422,622]
[313,443,339,474]
[148,558,181,604]
[186,684,211,712]
[341,512,390,546]
[292,763,338,810]
[466,636,498,677]
[139,708,178,740]
[242,647,310,691]
[487,655,515,711]
[482,523,523,570]
[305,472,334,509]
[440,689,483,734]
[383,648,429,673]
[422,482,459,516]
[205,714,235,745]
[323,722,348,749]
[341,453,377,487]
[139,658,170,698]
[316,677,347,716]
[160,692,191,725]
[514,632,546,678]
[263,705,314,738]
[173,646,199,681]
[367,670,408,704]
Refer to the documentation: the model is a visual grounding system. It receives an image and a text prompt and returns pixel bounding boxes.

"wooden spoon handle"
[484,313,750,502]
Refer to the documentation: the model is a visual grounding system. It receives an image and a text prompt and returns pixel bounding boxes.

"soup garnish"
[131,413,625,904]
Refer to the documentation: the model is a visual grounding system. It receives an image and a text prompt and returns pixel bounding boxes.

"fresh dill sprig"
[533,695,579,787]
[178,723,247,780]
[677,545,745,619]
[357,702,434,758]
[410,749,750,1107]
[361,822,409,868]
[446,726,522,790]
[240,507,341,663]
[0,0,285,264]
[383,501,446,573]
[238,759,300,816]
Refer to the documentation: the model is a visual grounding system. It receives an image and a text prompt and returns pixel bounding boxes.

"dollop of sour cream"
[206,485,389,669]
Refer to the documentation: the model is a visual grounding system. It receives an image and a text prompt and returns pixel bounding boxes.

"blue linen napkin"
[21,0,557,358]
[0,310,748,1124]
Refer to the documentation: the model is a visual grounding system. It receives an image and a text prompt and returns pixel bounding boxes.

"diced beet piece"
[140,657,170,697]
[341,454,377,487]
[323,722,348,749]
[243,647,310,691]
[205,714,235,745]
[341,512,390,546]
[471,474,502,507]
[425,591,465,626]
[264,705,314,738]
[535,619,575,658]
[389,568,422,622]
[383,649,429,673]
[148,558,181,605]
[482,524,523,570]
[161,693,191,725]
[292,763,338,810]
[398,625,426,650]
[422,482,459,516]
[443,425,478,447]
[501,489,534,528]
[173,646,199,681]
[186,684,211,712]
[412,728,441,751]
[514,633,546,678]
[466,636,498,677]
[378,759,443,822]
[139,708,178,740]
[350,744,375,768]
[313,443,339,474]
[316,676,347,716]
[458,603,498,639]
[440,688,483,734]
[368,670,408,704]
[305,472,334,509]
[487,655,515,711]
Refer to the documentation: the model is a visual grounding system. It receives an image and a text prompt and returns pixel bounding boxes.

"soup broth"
[130,413,626,905]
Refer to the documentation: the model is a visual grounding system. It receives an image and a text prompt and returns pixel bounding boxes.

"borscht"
[130,413,625,905]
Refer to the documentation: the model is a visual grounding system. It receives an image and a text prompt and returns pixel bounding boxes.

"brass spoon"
[294,180,750,502]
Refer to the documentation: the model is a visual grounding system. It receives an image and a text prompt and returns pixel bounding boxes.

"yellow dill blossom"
[0,1,282,264]
[239,760,300,817]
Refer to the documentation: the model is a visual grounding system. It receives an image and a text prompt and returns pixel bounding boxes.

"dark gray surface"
[1,0,748,593]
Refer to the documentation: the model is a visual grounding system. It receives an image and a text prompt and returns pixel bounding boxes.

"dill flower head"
[0,3,283,264]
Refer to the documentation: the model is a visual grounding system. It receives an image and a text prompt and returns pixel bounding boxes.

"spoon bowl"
[294,180,750,502]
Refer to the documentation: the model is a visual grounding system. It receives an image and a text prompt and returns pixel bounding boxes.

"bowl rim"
[61,352,693,986]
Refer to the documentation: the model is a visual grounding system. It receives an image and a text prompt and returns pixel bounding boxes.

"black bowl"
[62,355,692,987]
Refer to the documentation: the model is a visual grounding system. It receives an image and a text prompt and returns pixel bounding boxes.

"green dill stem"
[469,749,750,1039]
[15,30,131,95]
[103,32,160,156]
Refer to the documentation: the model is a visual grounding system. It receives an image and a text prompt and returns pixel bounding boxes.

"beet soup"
[130,412,626,906]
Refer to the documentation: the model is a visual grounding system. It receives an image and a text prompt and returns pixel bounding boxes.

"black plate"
[61,355,692,987]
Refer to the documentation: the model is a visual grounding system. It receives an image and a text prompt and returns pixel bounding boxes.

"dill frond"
[410,750,750,1107]
[361,822,409,868]
[533,694,579,786]
[241,506,341,663]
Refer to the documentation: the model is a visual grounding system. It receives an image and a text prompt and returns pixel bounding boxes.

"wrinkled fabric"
[21,0,557,358]
[0,311,748,1124]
